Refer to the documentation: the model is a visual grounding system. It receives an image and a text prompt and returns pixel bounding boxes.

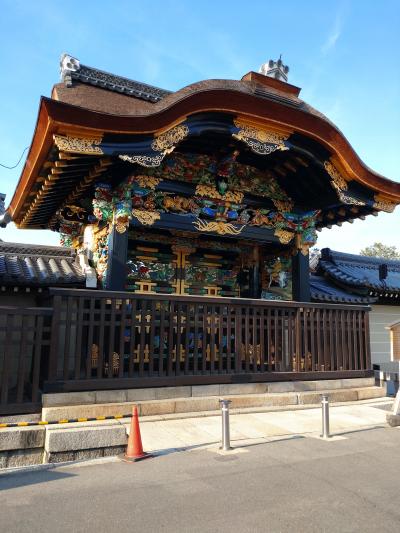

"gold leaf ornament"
[373,199,396,213]
[132,209,161,226]
[274,229,294,244]
[194,184,244,203]
[134,175,162,189]
[193,218,244,235]
[324,160,365,206]
[151,125,190,152]
[233,120,289,155]
[54,135,103,155]
[323,161,348,191]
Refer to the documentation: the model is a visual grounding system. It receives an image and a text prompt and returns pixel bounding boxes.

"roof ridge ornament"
[259,56,289,82]
[60,53,81,86]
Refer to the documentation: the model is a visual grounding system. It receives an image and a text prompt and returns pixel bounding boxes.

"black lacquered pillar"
[106,225,128,291]
[292,248,311,302]
[249,245,261,299]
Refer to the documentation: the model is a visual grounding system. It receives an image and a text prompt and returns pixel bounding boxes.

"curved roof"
[6,59,400,226]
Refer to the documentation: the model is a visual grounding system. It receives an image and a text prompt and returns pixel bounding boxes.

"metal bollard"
[321,393,330,439]
[219,399,232,450]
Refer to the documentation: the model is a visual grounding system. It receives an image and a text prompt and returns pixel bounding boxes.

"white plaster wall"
[370,305,400,365]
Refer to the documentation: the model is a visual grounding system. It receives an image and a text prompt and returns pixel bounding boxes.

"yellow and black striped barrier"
[0,414,132,429]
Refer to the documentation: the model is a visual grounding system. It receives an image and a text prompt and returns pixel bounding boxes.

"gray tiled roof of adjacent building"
[310,275,376,304]
[318,248,400,296]
[0,241,85,287]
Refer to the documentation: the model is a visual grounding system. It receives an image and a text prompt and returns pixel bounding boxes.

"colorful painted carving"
[59,233,73,247]
[185,265,238,288]
[147,152,293,211]
[92,183,113,223]
[57,219,84,247]
[91,173,318,251]
[92,228,110,286]
[126,260,176,283]
[262,256,292,301]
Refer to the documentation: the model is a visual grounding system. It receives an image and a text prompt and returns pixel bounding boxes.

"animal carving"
[163,195,198,213]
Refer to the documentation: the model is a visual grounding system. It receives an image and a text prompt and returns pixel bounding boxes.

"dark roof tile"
[310,275,375,304]
[67,62,171,103]
[0,242,85,287]
[318,248,400,295]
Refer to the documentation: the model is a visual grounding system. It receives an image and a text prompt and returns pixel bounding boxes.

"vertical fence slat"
[63,296,74,380]
[267,308,272,371]
[310,308,315,371]
[218,306,224,374]
[175,302,182,376]
[357,311,364,370]
[48,295,62,381]
[364,311,371,370]
[1,314,14,405]
[118,299,127,378]
[31,314,44,403]
[244,307,250,373]
[139,300,147,378]
[128,298,137,378]
[193,304,199,375]
[97,298,106,379]
[74,297,85,380]
[158,302,166,376]
[201,304,208,373]
[234,307,243,372]
[295,309,301,372]
[184,304,191,375]
[316,308,322,371]
[148,300,156,376]
[167,300,175,377]
[259,308,265,372]
[85,297,96,379]
[16,315,29,403]
[226,305,232,374]
[352,311,358,370]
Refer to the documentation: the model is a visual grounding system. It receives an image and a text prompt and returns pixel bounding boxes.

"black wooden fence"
[0,306,52,414]
[0,288,372,414]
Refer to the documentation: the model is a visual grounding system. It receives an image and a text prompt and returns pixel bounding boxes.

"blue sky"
[0,0,399,252]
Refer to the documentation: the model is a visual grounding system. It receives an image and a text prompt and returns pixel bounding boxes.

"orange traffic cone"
[124,406,152,462]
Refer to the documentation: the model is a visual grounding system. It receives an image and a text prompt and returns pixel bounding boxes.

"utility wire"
[0,146,29,169]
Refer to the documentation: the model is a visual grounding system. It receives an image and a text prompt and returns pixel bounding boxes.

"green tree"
[360,242,400,260]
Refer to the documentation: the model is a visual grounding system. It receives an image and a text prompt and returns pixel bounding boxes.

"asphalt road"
[1,426,400,533]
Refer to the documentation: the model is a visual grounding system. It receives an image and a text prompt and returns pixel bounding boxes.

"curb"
[0,456,120,477]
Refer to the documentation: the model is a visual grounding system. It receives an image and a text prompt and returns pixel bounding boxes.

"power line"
[0,146,29,169]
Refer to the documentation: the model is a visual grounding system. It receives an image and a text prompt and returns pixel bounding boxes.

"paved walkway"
[137,398,393,453]
[2,417,400,532]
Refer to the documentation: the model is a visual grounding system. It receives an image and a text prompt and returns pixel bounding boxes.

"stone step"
[42,385,386,421]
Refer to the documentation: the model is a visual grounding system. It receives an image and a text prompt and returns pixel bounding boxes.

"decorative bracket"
[373,196,396,213]
[324,161,365,206]
[119,124,189,167]
[232,120,290,155]
[53,134,103,155]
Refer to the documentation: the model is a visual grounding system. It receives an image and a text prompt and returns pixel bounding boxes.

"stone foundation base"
[387,414,400,427]
[46,445,126,463]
